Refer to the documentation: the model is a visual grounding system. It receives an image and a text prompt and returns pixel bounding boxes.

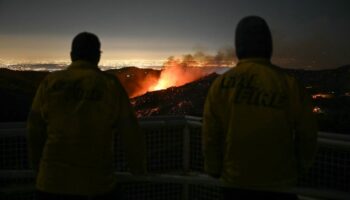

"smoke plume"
[117,48,236,97]
[149,48,236,91]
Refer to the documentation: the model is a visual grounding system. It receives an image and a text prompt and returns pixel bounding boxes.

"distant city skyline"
[1,0,350,69]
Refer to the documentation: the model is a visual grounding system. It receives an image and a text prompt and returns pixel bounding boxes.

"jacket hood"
[235,16,273,60]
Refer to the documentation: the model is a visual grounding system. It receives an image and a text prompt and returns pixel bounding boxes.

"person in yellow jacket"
[27,32,147,200]
[203,16,317,200]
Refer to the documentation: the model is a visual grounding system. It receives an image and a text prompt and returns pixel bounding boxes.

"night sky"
[0,0,349,69]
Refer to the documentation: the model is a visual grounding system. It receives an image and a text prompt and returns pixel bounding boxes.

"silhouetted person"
[27,32,146,200]
[203,16,317,200]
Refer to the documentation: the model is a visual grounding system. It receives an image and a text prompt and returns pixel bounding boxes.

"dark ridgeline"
[131,73,218,117]
[0,65,349,133]
[0,68,48,122]
[0,66,160,121]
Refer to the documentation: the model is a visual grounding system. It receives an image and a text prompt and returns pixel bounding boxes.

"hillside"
[131,73,218,117]
[0,65,349,133]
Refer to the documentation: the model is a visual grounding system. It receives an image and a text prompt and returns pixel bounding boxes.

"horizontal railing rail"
[1,116,350,200]
[1,171,350,200]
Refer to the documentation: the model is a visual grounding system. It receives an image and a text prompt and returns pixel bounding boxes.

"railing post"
[183,125,190,174]
[182,124,191,200]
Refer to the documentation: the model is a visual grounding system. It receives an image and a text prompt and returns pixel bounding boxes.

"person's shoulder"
[269,63,288,75]
[101,71,119,82]
[101,71,117,79]
[271,64,308,93]
[209,67,237,93]
[218,67,237,81]
[270,64,299,82]
[211,70,227,88]
[39,70,66,85]
[100,71,124,88]
[45,69,70,80]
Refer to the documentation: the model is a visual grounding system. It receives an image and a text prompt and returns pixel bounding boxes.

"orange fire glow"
[148,56,221,91]
[312,93,334,99]
[152,78,171,91]
[132,49,236,95]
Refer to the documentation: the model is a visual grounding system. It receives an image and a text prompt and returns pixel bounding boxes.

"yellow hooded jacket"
[203,58,317,189]
[27,60,146,195]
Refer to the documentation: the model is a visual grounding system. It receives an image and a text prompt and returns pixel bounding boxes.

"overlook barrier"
[1,116,350,200]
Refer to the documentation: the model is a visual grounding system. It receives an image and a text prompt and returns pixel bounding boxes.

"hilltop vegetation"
[0,65,349,134]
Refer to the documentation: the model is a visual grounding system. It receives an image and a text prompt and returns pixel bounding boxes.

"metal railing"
[1,116,350,200]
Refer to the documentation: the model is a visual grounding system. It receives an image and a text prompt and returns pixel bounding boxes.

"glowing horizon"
[0,58,169,72]
[1,1,350,70]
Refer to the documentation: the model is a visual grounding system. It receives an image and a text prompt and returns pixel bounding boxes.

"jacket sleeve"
[114,80,147,174]
[294,83,318,174]
[202,80,224,177]
[27,79,48,171]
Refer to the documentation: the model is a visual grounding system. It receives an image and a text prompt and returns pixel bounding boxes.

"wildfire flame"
[149,49,236,91]
[152,78,171,91]
[121,49,236,97]
[149,57,190,91]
